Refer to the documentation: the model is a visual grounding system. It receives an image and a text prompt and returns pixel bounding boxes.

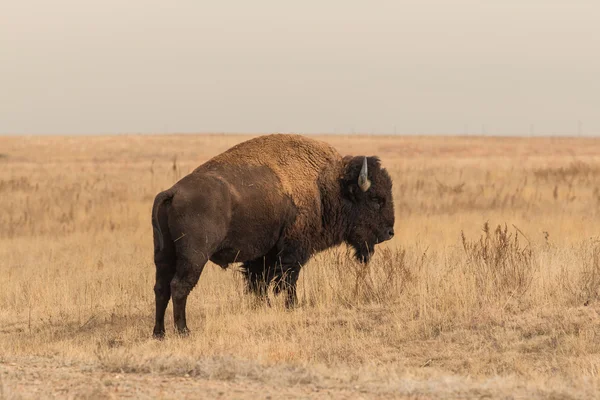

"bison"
[151,134,395,338]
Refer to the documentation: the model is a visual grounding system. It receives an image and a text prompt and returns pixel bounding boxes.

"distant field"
[1,134,599,399]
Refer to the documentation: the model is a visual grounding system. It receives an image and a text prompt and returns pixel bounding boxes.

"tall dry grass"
[1,134,600,397]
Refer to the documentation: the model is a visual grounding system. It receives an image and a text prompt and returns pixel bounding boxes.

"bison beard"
[352,242,375,264]
[151,134,395,338]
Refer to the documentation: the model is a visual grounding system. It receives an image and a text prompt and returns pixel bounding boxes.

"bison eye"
[370,196,383,209]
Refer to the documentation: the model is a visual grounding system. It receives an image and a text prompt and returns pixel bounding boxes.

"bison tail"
[152,190,174,253]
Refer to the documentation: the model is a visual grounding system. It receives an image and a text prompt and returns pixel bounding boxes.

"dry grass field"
[1,133,600,399]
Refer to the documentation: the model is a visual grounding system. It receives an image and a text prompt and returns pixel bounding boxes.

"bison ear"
[345,182,362,203]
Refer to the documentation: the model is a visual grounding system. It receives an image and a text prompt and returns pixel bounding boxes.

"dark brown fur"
[151,134,394,338]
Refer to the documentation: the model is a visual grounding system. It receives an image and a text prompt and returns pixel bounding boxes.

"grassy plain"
[1,134,599,398]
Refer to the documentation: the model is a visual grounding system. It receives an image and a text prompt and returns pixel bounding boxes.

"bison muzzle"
[151,134,395,338]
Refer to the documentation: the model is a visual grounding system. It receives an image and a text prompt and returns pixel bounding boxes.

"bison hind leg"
[153,249,176,339]
[170,253,208,336]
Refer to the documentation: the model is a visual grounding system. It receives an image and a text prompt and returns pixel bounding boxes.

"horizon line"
[1,131,598,139]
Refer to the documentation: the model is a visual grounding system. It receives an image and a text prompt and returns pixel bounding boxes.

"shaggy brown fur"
[151,134,394,338]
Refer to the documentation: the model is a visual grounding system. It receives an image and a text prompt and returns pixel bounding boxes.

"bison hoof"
[176,327,190,337]
[153,330,166,340]
[284,300,299,309]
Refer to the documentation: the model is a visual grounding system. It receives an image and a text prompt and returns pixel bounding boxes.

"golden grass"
[1,134,600,398]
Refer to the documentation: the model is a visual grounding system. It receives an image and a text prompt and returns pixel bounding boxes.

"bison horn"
[358,157,371,192]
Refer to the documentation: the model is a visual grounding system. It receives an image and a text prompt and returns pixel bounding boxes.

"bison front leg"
[284,267,300,308]
[170,255,207,336]
[273,265,301,308]
[242,259,273,305]
[272,243,307,308]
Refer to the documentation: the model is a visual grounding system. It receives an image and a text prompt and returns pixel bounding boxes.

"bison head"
[341,156,395,263]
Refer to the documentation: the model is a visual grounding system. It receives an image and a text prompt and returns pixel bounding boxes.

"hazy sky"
[1,0,599,136]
